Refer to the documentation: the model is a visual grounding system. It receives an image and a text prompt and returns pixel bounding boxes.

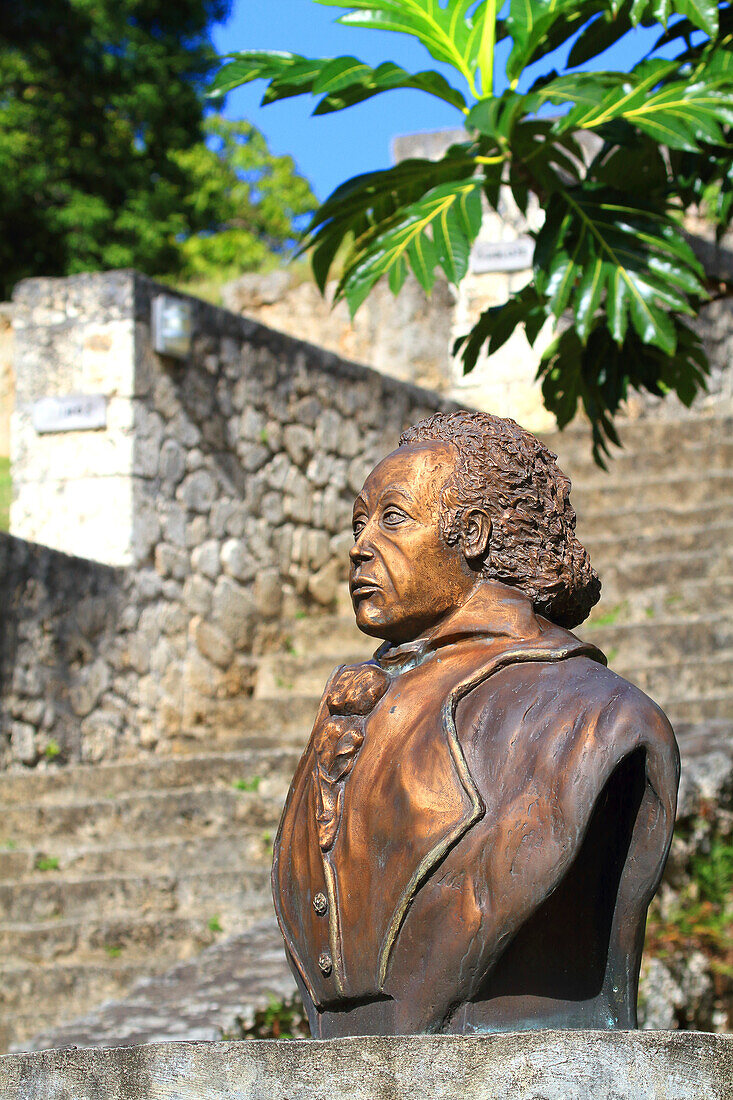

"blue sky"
[212,2,671,200]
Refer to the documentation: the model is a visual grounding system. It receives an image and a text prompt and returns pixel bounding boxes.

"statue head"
[349,410,600,643]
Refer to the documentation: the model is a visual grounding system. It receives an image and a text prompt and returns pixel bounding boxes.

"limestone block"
[79,320,135,396]
[154,544,189,581]
[186,516,209,549]
[1,1032,730,1100]
[212,576,255,649]
[11,407,134,480]
[308,558,340,606]
[160,504,187,549]
[69,659,111,718]
[11,475,134,566]
[283,423,314,467]
[194,620,234,669]
[10,721,37,765]
[253,568,282,619]
[180,470,217,514]
[220,538,256,583]
[192,540,220,580]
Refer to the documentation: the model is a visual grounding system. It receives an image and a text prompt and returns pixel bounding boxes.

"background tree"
[174,116,317,285]
[0,0,316,299]
[213,0,733,462]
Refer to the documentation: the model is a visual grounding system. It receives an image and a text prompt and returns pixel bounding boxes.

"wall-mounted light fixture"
[152,294,193,359]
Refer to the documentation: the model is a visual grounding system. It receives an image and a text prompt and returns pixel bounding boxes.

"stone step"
[572,470,733,516]
[563,439,733,488]
[0,748,301,808]
[665,692,733,725]
[579,616,733,666]
[544,412,733,467]
[0,913,219,966]
[0,832,275,883]
[0,786,286,845]
[8,918,294,1055]
[163,702,320,758]
[585,521,733,566]
[588,578,733,625]
[0,960,143,1016]
[0,901,276,1054]
[601,544,733,601]
[0,866,272,924]
[613,651,733,705]
[577,497,733,543]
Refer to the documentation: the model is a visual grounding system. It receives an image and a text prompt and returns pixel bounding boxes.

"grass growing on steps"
[0,456,10,531]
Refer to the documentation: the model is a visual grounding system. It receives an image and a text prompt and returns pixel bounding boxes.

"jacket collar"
[374,582,605,674]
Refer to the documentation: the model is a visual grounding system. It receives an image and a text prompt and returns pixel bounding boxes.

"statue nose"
[349,537,373,564]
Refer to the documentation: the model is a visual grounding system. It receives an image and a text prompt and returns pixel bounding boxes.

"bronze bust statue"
[272,411,679,1037]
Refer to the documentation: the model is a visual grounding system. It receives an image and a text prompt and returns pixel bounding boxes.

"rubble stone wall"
[2,272,455,768]
[0,304,13,457]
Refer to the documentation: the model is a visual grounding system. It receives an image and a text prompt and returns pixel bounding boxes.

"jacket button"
[318,951,332,976]
[313,892,328,915]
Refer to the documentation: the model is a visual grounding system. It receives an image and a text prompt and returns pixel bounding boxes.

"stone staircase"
[1,411,732,1052]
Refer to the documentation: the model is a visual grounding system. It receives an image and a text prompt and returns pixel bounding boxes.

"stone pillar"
[0,1032,731,1099]
[11,273,137,565]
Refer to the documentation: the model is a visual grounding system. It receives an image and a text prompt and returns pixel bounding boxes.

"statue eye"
[352,517,366,538]
[382,507,406,527]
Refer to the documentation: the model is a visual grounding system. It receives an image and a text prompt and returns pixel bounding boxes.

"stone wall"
[222,270,456,397]
[0,534,128,767]
[2,271,454,768]
[0,303,13,456]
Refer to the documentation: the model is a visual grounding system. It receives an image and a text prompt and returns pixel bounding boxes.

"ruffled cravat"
[313,663,390,851]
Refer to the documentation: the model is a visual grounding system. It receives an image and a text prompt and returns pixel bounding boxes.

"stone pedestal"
[0,1032,730,1100]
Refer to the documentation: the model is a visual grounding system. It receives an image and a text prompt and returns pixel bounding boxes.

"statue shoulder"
[460,652,677,755]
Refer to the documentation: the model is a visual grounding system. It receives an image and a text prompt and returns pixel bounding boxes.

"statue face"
[349,441,475,644]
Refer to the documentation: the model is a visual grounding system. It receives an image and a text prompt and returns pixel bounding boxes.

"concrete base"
[1,1031,731,1100]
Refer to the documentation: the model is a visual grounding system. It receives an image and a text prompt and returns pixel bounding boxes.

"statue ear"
[462,508,491,568]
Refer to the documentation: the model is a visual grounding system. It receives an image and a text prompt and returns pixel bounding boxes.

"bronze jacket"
[272,584,679,1037]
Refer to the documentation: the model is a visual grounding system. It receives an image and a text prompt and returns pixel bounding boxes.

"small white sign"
[32,394,107,434]
[471,236,534,274]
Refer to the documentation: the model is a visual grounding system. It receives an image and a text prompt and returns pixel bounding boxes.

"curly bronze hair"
[399,411,600,628]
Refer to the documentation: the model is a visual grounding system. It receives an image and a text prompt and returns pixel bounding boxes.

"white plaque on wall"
[471,237,534,274]
[152,294,193,359]
[32,394,107,434]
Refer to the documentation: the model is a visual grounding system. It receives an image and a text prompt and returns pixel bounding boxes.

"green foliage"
[223,995,310,1039]
[0,1,316,299]
[104,945,123,958]
[646,828,733,973]
[34,856,60,872]
[0,457,10,532]
[233,776,262,792]
[44,740,61,760]
[174,117,317,284]
[588,600,628,626]
[207,914,223,933]
[215,0,733,463]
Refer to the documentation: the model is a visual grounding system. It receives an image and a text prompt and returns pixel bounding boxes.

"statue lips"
[350,577,381,603]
